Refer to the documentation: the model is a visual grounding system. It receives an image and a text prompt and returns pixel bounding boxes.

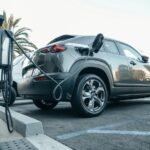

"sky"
[1,0,150,55]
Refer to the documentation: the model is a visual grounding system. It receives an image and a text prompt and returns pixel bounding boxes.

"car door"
[116,42,150,86]
[96,39,131,85]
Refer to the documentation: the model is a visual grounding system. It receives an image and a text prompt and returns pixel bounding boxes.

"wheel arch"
[69,59,114,100]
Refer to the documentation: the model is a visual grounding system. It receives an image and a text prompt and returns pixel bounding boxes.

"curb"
[27,134,72,150]
[0,106,72,150]
[0,106,44,137]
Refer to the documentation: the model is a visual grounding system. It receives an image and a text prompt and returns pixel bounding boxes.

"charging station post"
[0,15,14,133]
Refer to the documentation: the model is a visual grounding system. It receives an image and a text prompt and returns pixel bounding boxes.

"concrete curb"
[0,106,72,150]
[0,106,44,137]
[27,134,72,150]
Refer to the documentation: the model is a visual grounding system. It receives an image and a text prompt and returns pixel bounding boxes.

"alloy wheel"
[81,79,105,113]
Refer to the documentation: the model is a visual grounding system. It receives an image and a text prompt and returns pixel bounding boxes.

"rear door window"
[104,40,120,54]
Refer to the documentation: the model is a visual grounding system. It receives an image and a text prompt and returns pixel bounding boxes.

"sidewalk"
[0,119,22,142]
[0,106,72,150]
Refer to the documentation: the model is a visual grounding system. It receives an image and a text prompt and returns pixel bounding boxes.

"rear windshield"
[48,35,75,44]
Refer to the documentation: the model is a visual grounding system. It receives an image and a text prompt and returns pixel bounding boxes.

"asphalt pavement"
[10,98,150,150]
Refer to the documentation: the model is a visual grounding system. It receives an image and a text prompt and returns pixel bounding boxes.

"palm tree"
[2,11,37,57]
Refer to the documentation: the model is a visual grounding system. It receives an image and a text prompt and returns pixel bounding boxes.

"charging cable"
[5,30,103,101]
[1,68,14,133]
[5,30,63,100]
[52,46,91,100]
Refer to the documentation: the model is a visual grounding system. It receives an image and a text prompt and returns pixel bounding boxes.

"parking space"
[7,98,150,150]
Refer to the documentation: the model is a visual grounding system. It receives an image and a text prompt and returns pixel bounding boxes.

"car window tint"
[124,49,137,59]
[104,40,119,54]
[118,43,142,61]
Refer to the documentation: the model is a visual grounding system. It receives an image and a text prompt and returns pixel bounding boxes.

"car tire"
[71,74,108,117]
[33,99,58,110]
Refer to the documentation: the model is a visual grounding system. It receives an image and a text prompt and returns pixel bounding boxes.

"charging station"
[0,15,14,132]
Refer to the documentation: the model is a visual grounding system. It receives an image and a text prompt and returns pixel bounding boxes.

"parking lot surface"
[8,98,150,150]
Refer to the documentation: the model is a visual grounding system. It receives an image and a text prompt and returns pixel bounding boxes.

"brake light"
[51,44,66,53]
[34,76,48,81]
[40,44,66,53]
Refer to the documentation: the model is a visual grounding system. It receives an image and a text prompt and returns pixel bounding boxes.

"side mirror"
[92,33,104,53]
[142,55,149,63]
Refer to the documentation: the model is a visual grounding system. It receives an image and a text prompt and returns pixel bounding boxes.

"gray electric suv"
[18,34,150,117]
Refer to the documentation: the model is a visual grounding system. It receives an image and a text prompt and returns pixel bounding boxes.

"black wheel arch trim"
[68,58,114,98]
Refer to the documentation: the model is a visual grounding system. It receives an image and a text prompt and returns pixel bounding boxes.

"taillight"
[34,76,48,81]
[40,44,66,53]
[51,44,66,53]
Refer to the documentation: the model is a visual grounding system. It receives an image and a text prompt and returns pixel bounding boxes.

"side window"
[118,42,142,61]
[104,40,119,54]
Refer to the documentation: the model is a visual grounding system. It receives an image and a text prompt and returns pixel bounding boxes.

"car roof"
[46,34,134,50]
[48,34,120,43]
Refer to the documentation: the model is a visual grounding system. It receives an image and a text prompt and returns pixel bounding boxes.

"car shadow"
[10,98,150,119]
[38,105,76,119]
[16,102,78,119]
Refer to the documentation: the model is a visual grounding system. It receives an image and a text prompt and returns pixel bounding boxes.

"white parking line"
[88,129,150,136]
[57,121,132,140]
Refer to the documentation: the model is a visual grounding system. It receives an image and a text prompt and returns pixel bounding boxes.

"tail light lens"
[40,44,66,53]
[51,44,66,53]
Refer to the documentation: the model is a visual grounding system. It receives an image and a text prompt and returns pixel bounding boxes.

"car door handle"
[130,61,136,66]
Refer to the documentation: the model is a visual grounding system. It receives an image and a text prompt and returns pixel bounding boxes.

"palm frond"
[1,11,37,58]
[13,18,21,28]
[14,32,29,38]
[14,27,31,39]
[15,27,31,35]
[7,15,14,30]
[2,11,8,29]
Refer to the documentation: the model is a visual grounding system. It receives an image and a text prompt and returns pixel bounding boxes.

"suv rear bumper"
[18,73,74,101]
